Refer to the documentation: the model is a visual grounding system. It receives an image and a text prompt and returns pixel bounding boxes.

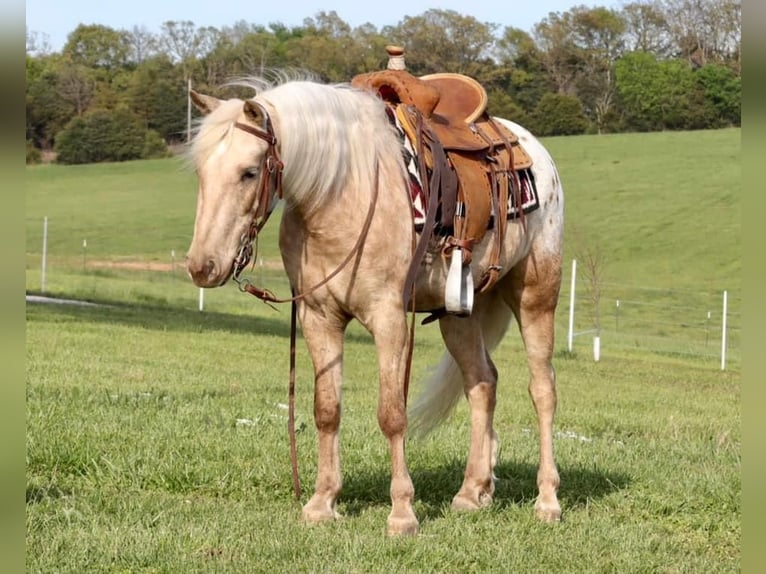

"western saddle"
[351,46,533,315]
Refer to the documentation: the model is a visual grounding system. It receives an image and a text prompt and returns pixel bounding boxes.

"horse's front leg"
[299,305,349,524]
[370,307,419,536]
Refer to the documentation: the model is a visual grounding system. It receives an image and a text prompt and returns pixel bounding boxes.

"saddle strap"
[403,111,445,309]
[476,119,516,293]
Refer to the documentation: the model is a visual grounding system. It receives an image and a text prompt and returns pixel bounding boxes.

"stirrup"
[445,247,473,316]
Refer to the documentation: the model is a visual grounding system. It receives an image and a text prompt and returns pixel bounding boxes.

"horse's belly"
[412,226,533,312]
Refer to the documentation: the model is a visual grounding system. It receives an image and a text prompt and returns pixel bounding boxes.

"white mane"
[191,75,404,215]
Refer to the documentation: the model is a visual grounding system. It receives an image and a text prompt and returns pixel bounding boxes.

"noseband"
[231,104,284,287]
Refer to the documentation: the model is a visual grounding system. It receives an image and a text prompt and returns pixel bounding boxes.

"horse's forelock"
[188,98,245,166]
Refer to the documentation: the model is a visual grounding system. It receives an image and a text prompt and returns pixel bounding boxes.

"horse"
[185,75,564,536]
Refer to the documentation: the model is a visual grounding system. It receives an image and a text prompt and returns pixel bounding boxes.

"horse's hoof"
[386,512,419,536]
[302,500,340,524]
[451,495,479,511]
[534,502,562,523]
[451,491,493,511]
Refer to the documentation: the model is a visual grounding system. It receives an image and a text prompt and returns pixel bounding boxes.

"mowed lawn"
[26,128,741,572]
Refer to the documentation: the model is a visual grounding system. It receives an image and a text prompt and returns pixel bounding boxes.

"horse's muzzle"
[186,256,230,288]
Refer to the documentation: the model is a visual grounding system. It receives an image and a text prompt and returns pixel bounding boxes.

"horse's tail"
[408,298,513,436]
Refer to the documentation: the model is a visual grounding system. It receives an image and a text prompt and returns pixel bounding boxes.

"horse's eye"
[241,168,259,182]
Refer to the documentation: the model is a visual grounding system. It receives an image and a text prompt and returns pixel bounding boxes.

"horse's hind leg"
[298,305,348,524]
[438,293,503,510]
[501,250,562,522]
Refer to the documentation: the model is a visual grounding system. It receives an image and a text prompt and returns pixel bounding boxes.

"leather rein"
[230,113,379,308]
[228,109,415,504]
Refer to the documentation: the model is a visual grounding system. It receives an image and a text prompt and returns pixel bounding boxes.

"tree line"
[26,1,741,164]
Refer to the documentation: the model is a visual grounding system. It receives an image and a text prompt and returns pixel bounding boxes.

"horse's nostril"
[203,259,216,278]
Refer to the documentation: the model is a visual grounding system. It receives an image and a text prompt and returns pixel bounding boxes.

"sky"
[26,0,604,53]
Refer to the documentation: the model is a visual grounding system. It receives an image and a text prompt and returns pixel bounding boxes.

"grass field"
[26,128,741,572]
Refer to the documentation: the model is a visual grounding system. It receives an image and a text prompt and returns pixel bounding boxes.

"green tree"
[534,11,583,96]
[62,24,131,72]
[570,6,626,133]
[530,92,589,136]
[386,9,498,79]
[128,55,187,142]
[614,51,696,131]
[26,54,78,149]
[695,63,740,126]
[495,27,554,117]
[284,11,357,82]
[55,108,160,164]
[158,20,208,83]
[486,88,530,127]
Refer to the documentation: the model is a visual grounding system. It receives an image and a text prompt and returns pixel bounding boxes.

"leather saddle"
[351,46,533,299]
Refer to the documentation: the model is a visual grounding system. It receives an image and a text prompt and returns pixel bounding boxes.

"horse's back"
[494,117,564,258]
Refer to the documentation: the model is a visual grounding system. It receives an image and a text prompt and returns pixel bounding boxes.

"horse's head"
[185,90,282,288]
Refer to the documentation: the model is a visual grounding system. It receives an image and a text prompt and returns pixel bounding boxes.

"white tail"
[408,299,514,436]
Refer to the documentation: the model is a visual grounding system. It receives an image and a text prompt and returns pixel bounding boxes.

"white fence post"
[41,216,48,293]
[721,290,728,371]
[567,259,576,352]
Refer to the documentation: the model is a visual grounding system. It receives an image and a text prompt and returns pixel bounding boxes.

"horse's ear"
[190,90,222,115]
[243,100,267,127]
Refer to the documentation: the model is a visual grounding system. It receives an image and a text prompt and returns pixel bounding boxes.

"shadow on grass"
[25,293,372,344]
[339,459,630,522]
[26,482,73,504]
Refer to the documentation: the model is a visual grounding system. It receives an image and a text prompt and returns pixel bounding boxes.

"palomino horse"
[186,76,564,535]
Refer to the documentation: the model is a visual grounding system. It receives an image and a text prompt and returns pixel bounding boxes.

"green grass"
[26,128,741,571]
[26,302,740,572]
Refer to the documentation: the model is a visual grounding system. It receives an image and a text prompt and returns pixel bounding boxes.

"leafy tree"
[55,108,160,164]
[621,1,671,56]
[284,11,357,82]
[26,55,78,148]
[570,6,626,133]
[695,63,740,126]
[534,11,583,96]
[26,140,42,164]
[614,51,696,130]
[56,61,95,115]
[495,27,553,116]
[62,24,131,72]
[24,4,739,146]
[661,0,741,71]
[486,88,530,127]
[128,55,187,142]
[142,130,172,159]
[158,20,210,83]
[387,9,498,78]
[530,92,589,136]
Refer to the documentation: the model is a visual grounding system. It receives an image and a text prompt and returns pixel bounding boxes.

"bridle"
[230,106,284,292]
[230,105,380,308]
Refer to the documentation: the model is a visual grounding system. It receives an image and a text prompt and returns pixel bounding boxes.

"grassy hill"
[25,127,741,361]
[26,128,741,290]
[545,128,740,294]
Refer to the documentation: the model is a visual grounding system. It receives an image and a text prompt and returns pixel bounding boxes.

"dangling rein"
[229,111,416,504]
